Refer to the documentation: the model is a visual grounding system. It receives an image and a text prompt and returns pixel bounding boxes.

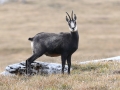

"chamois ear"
[74,14,77,20]
[66,16,69,22]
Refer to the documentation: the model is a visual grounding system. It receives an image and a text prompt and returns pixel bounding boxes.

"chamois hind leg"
[61,54,67,74]
[67,55,71,74]
[26,53,44,75]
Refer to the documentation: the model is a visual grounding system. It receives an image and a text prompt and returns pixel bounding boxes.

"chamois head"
[66,11,77,32]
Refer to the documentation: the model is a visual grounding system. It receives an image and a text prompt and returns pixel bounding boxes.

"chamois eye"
[69,21,71,23]
[73,21,76,24]
[68,22,71,25]
[74,21,76,24]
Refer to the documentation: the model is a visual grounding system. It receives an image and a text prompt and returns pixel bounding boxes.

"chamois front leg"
[67,55,71,74]
[26,53,43,75]
[61,54,67,74]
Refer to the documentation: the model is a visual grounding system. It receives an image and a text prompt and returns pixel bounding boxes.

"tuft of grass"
[72,62,109,74]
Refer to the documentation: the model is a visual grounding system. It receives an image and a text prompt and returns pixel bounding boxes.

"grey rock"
[0,61,68,76]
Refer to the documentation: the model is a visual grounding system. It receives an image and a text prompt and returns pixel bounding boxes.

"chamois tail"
[28,37,33,41]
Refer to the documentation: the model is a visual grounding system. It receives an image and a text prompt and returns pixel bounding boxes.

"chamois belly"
[45,52,60,57]
[45,50,61,57]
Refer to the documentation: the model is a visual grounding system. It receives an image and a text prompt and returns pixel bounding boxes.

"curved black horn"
[71,11,73,20]
[66,12,71,20]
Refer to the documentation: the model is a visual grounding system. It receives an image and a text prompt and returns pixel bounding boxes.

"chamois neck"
[71,31,79,41]
[71,31,79,36]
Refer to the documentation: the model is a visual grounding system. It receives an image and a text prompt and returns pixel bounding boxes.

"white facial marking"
[70,22,75,28]
[69,27,73,32]
[74,26,77,31]
[69,26,77,32]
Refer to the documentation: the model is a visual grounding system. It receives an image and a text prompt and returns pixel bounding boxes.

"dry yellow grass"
[0,62,120,90]
[0,0,120,89]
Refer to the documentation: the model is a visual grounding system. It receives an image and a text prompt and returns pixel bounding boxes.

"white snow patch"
[79,56,120,64]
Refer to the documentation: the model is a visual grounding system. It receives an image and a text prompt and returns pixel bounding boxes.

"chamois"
[26,11,79,75]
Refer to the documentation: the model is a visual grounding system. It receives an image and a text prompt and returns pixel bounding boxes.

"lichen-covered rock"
[0,61,68,76]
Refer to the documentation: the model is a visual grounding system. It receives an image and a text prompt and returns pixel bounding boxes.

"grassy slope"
[0,0,120,89]
[0,62,120,90]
